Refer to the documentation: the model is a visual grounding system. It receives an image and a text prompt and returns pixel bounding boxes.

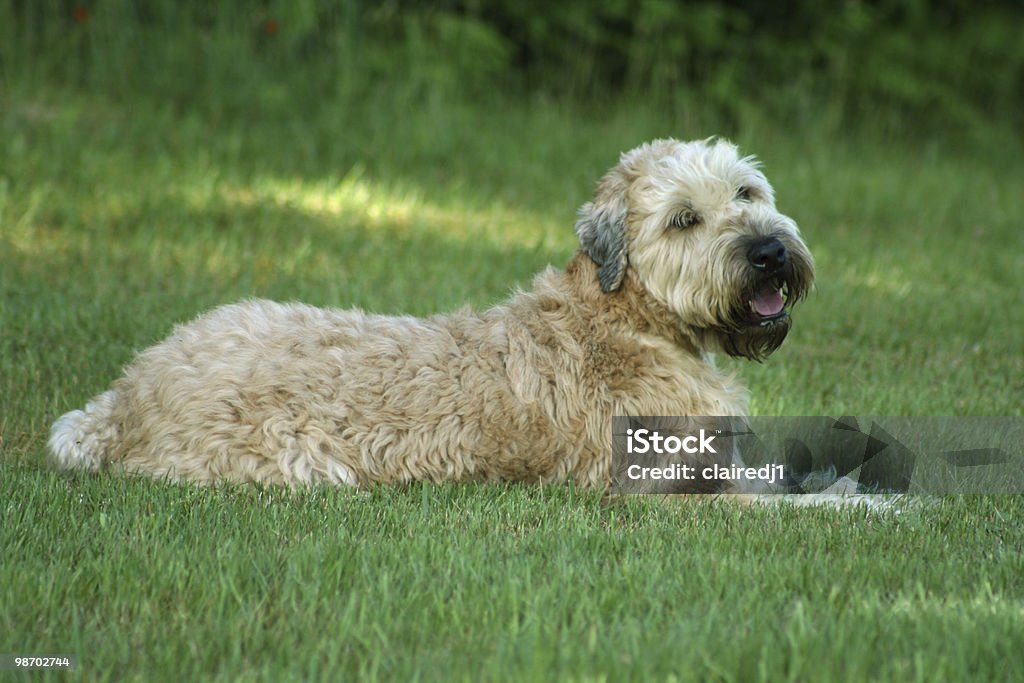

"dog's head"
[575,138,815,361]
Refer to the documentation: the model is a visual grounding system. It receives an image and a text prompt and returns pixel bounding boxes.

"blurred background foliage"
[2,0,1021,145]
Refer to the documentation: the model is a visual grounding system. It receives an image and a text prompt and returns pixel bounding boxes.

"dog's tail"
[48,390,119,471]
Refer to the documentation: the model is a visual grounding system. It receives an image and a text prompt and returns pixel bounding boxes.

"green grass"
[2,73,1023,681]
[4,475,1024,681]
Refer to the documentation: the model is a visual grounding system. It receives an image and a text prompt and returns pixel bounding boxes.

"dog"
[48,138,815,495]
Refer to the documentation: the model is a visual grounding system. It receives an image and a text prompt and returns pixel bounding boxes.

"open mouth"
[747,278,789,325]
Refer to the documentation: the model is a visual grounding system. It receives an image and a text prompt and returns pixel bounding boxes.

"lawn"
[2,73,1022,681]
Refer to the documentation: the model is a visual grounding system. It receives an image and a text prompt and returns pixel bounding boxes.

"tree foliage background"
[3,0,1022,142]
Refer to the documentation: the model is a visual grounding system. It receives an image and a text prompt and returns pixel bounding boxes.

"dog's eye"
[736,186,752,202]
[669,210,700,230]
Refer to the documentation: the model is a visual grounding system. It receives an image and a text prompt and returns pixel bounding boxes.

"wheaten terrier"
[48,138,815,493]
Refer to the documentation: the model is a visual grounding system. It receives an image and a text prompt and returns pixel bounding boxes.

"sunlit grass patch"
[217,170,566,248]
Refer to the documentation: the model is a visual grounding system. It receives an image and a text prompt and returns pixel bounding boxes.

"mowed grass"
[5,476,1024,682]
[2,86,1023,681]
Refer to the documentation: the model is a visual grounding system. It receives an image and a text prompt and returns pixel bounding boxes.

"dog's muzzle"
[720,235,812,361]
[745,237,790,326]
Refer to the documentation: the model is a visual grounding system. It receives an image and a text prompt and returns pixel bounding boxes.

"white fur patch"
[48,391,117,471]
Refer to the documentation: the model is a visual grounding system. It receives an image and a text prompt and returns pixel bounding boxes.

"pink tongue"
[752,286,785,316]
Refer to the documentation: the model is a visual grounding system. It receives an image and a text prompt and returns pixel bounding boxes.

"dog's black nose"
[748,237,788,273]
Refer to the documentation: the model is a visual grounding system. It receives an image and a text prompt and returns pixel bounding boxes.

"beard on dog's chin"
[714,263,808,361]
[721,317,791,361]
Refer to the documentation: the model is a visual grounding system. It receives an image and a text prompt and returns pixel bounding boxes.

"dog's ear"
[575,173,629,292]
